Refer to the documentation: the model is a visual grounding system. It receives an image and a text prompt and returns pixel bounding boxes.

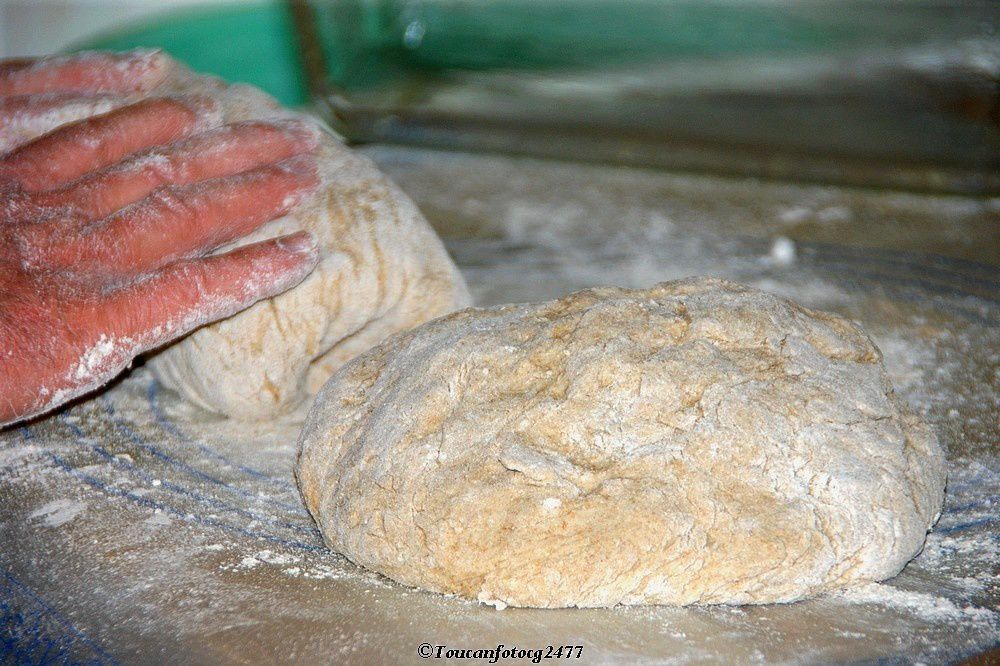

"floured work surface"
[2,146,997,664]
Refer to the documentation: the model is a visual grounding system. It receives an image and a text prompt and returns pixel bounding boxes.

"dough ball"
[296,277,945,608]
[144,69,470,419]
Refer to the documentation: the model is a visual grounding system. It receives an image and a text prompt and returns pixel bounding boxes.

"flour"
[72,335,116,382]
[767,236,797,267]
[29,498,86,527]
[0,95,123,153]
[143,510,171,527]
[0,443,40,467]
[0,141,996,661]
[837,583,996,624]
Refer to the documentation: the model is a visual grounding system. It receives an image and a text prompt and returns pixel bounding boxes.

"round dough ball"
[142,66,470,419]
[296,277,945,608]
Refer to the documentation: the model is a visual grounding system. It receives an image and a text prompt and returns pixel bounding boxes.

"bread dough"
[141,67,470,419]
[296,277,945,608]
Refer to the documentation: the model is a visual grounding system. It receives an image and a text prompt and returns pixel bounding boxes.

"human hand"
[0,51,321,426]
[0,49,174,152]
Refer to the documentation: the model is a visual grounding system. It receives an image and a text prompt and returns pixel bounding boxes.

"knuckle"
[136,149,180,184]
[148,183,197,220]
[9,223,57,269]
[8,211,90,272]
[0,187,35,222]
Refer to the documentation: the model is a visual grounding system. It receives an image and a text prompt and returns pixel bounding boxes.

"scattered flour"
[232,549,300,571]
[778,205,812,224]
[300,564,350,581]
[144,510,172,527]
[0,444,40,467]
[28,499,87,528]
[71,335,117,382]
[837,583,997,624]
[1,139,996,660]
[237,556,261,570]
[768,236,797,267]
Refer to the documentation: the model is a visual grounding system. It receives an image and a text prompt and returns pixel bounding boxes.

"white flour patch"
[767,236,797,267]
[217,548,360,583]
[236,556,261,570]
[227,549,301,572]
[144,510,172,527]
[254,550,298,566]
[29,499,86,527]
[0,444,40,467]
[836,583,997,624]
[72,335,117,382]
[870,330,938,398]
[300,563,350,581]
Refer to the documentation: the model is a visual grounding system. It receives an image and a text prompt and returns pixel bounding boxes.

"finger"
[95,231,320,350]
[34,120,319,220]
[0,93,127,153]
[0,49,171,96]
[0,96,217,192]
[28,155,318,276]
[0,232,316,427]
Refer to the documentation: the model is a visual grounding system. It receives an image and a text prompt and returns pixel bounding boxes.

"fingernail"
[171,94,223,131]
[125,47,164,63]
[275,231,318,256]
[125,48,170,79]
[272,118,322,148]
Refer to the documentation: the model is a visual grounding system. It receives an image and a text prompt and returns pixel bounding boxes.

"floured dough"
[296,277,945,608]
[141,66,471,418]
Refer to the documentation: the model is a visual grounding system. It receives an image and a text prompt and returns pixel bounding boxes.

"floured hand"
[0,51,321,426]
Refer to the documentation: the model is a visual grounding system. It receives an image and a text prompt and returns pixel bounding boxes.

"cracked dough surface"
[146,67,470,419]
[297,277,945,608]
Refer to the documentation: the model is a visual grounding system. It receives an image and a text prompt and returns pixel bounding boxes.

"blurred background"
[0,0,207,57]
[3,0,997,197]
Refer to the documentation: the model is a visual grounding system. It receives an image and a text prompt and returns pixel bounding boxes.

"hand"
[0,51,321,426]
[0,49,172,152]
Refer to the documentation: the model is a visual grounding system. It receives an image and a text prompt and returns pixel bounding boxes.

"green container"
[73,1,999,194]
[75,1,310,107]
[306,0,999,194]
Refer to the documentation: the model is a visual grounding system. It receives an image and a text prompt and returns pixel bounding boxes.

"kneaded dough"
[144,66,470,418]
[296,277,945,608]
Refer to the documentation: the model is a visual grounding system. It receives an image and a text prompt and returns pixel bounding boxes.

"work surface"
[2,146,998,664]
